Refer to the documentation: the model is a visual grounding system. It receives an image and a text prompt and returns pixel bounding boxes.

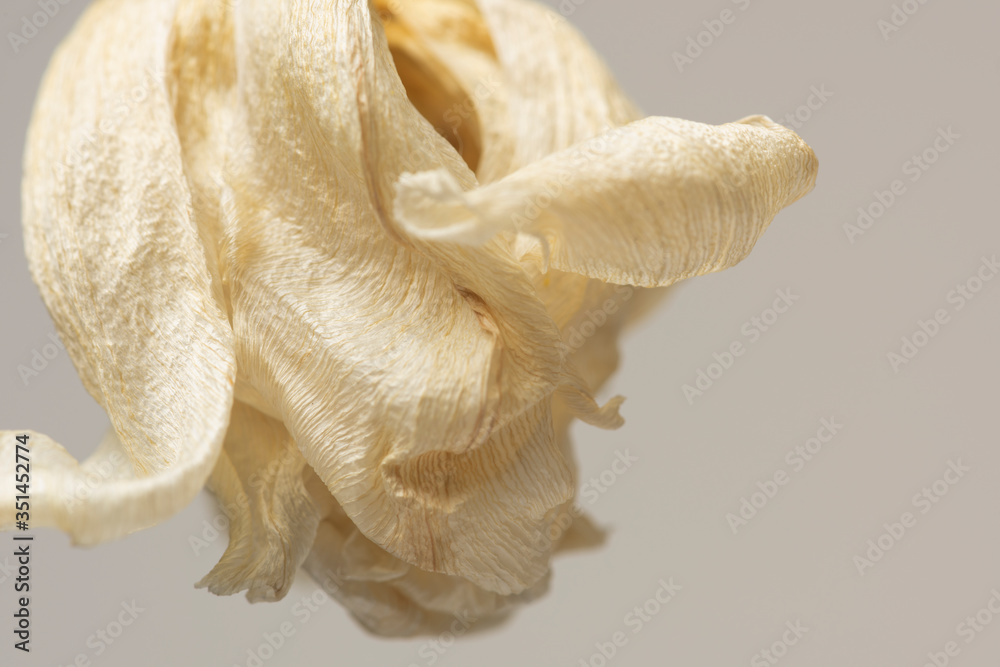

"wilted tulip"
[2,0,816,635]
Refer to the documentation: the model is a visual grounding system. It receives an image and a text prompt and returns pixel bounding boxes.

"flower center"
[376,1,492,173]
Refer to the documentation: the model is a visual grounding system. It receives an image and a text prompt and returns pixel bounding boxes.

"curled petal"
[300,470,601,636]
[475,0,670,392]
[395,115,819,287]
[221,0,612,594]
[196,402,322,603]
[5,0,236,544]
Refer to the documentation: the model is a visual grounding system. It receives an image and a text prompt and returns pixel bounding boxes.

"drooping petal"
[196,402,322,602]
[300,467,599,636]
[221,0,610,594]
[3,0,236,544]
[302,507,533,636]
[378,0,652,395]
[395,115,818,287]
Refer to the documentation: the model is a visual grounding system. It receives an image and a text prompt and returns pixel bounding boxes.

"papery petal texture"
[4,0,235,544]
[395,116,818,287]
[195,402,322,602]
[10,0,819,636]
[218,0,615,596]
[472,0,670,392]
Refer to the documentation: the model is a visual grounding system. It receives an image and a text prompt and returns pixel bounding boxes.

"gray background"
[3,0,1000,665]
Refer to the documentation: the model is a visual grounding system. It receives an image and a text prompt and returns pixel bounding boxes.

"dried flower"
[2,0,816,635]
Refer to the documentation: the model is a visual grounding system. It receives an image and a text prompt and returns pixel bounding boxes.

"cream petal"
[303,513,531,637]
[476,7,686,378]
[5,0,236,544]
[222,0,611,594]
[196,402,322,602]
[395,115,818,287]
[475,0,642,168]
[166,0,239,315]
[402,3,817,290]
[300,468,604,636]
[376,0,515,183]
[473,0,669,391]
[376,0,490,173]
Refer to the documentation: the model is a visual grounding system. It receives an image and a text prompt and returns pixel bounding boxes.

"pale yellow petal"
[396,115,818,287]
[471,0,670,391]
[196,402,322,602]
[166,0,239,314]
[377,0,515,182]
[300,469,600,636]
[222,0,611,594]
[6,0,236,545]
[476,0,642,167]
